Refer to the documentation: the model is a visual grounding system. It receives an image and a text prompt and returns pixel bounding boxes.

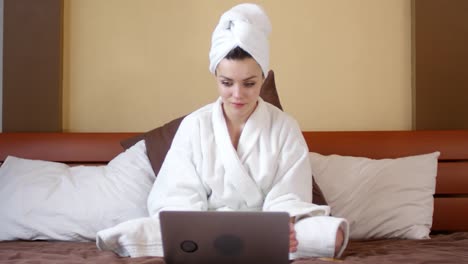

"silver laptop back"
[160,211,290,264]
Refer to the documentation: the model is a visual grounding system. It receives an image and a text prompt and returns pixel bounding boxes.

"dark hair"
[224,46,253,60]
[217,46,263,77]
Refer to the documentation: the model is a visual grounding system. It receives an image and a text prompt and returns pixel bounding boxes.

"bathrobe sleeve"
[147,115,209,215]
[262,117,330,220]
[96,113,210,258]
[262,116,350,258]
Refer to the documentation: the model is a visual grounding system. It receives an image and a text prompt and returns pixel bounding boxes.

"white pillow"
[309,151,440,240]
[0,140,155,241]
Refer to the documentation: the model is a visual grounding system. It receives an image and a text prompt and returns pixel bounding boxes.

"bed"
[1,130,467,263]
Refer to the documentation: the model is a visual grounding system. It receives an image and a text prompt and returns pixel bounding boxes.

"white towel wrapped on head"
[209,3,271,76]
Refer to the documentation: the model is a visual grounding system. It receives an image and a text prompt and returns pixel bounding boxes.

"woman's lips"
[232,102,245,108]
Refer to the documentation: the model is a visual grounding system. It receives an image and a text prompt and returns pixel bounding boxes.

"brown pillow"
[312,179,328,206]
[259,70,283,110]
[120,116,184,174]
[121,69,327,205]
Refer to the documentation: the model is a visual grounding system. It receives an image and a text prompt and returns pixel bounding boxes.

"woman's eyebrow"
[243,76,258,81]
[218,75,232,81]
[219,75,258,81]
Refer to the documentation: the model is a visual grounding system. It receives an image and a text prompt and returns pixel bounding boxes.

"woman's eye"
[221,81,232,87]
[244,82,255,87]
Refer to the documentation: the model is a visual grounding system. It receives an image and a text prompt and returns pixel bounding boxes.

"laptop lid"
[160,210,290,264]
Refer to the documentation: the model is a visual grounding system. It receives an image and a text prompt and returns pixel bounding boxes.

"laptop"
[159,210,290,264]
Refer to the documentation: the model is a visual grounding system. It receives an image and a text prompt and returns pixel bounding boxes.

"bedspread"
[1,232,467,264]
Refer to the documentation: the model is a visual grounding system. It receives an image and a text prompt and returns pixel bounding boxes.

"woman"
[97,3,348,259]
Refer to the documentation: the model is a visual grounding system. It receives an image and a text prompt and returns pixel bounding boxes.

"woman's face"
[215,58,264,122]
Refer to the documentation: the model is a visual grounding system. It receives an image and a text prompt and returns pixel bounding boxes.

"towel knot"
[209,3,271,76]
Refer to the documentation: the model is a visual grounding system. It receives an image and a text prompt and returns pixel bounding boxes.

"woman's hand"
[335,227,345,256]
[289,218,298,253]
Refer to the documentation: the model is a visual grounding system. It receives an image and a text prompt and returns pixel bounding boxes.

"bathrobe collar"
[212,97,269,207]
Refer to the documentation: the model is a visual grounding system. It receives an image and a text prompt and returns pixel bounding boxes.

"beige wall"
[63,0,412,132]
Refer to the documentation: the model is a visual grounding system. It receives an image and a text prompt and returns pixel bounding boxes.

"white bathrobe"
[97,98,349,258]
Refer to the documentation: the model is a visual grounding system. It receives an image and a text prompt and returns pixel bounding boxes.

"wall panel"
[414,0,468,129]
[2,0,63,132]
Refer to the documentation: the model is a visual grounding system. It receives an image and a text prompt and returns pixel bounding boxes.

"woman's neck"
[221,101,258,150]
[223,113,245,150]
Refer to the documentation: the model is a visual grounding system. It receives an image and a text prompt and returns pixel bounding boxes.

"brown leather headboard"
[0,133,138,164]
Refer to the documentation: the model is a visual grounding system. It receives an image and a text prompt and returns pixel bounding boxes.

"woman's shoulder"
[179,100,216,126]
[262,99,299,128]
[190,102,215,117]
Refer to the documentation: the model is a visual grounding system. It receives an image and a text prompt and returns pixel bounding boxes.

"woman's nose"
[232,85,241,98]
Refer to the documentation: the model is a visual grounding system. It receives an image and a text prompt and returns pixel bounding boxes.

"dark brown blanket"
[1,233,467,264]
